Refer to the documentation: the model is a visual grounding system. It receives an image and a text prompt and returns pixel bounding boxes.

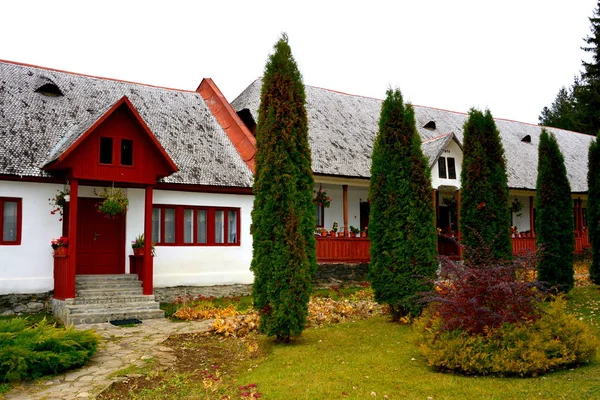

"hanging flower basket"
[313,184,331,208]
[48,187,70,221]
[96,187,129,218]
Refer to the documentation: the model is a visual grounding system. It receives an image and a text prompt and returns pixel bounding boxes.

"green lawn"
[100,285,600,399]
[236,286,600,400]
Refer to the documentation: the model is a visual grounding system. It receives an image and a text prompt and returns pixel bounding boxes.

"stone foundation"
[1,264,370,312]
[313,263,369,288]
[0,292,53,316]
[153,284,253,303]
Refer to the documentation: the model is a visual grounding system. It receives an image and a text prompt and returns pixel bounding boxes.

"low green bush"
[0,318,100,382]
[415,297,598,376]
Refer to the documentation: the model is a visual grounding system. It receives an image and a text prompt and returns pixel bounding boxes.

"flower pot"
[133,247,144,256]
[53,246,68,256]
[350,232,357,238]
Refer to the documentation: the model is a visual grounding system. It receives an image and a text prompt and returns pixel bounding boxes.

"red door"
[76,198,125,274]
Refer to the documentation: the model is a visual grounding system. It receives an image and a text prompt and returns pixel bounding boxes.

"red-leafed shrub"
[422,242,543,335]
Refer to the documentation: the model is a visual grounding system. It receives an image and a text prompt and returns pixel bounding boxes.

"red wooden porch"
[316,230,591,263]
[511,230,591,256]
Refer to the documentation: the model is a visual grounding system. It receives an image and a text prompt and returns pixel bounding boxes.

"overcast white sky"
[2,1,597,124]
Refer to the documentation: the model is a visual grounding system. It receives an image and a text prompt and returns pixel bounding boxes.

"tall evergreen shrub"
[536,129,575,292]
[368,89,438,320]
[460,109,512,263]
[588,134,600,284]
[250,34,316,342]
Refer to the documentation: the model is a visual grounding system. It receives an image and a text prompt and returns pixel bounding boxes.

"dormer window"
[438,157,457,179]
[424,121,436,130]
[35,83,63,97]
[121,139,133,166]
[99,137,113,164]
[521,135,531,143]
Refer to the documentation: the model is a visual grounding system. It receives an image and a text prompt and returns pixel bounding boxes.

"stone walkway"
[6,319,212,400]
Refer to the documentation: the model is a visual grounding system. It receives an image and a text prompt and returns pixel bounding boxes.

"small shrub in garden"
[0,318,99,381]
[415,297,598,376]
[422,249,543,335]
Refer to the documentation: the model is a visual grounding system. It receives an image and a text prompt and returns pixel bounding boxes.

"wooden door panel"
[76,198,125,274]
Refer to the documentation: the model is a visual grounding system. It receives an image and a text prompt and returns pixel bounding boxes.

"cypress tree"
[460,109,512,263]
[588,134,600,284]
[368,88,438,320]
[250,34,316,342]
[536,129,575,292]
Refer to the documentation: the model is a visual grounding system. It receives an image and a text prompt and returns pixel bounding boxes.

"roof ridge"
[0,59,200,94]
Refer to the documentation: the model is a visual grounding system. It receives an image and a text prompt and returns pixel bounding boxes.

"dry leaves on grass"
[174,304,240,321]
[209,311,261,338]
[307,291,386,327]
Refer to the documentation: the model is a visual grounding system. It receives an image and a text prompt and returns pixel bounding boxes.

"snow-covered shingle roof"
[232,79,593,192]
[0,61,254,187]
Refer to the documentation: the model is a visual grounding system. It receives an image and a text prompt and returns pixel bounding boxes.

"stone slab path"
[6,319,212,400]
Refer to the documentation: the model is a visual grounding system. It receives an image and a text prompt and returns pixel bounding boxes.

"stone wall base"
[0,292,53,316]
[153,284,253,303]
[313,262,369,289]
[1,263,370,311]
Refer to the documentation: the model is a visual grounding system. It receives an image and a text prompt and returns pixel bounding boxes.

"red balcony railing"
[316,231,591,263]
[316,236,370,263]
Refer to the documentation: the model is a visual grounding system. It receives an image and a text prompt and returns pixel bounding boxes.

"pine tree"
[588,134,600,284]
[250,34,316,342]
[577,1,600,135]
[536,129,575,292]
[459,109,512,263]
[368,88,438,320]
[539,83,581,132]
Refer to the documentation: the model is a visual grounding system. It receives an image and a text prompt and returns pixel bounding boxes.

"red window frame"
[0,197,22,245]
[152,205,241,246]
[98,136,135,167]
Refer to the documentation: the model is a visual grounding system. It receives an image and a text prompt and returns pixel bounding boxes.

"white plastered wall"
[0,181,254,294]
[509,195,532,233]
[141,189,254,287]
[431,140,463,190]
[315,183,369,233]
[0,181,64,294]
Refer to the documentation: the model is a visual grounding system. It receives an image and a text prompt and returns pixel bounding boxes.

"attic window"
[35,83,63,97]
[521,135,531,143]
[424,121,436,130]
[236,109,257,136]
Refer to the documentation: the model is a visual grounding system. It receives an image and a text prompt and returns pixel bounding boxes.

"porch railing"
[316,230,591,263]
[512,230,590,255]
[315,236,370,263]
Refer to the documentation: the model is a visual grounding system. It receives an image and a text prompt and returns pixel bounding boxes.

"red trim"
[197,78,256,173]
[0,197,22,245]
[153,204,241,246]
[0,59,198,94]
[45,96,178,176]
[155,183,253,195]
[0,175,67,184]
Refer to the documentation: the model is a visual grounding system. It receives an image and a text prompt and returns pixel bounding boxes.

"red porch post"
[529,196,535,236]
[343,185,348,237]
[65,179,78,299]
[143,185,154,295]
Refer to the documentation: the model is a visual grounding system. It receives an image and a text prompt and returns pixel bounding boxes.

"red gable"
[44,96,177,184]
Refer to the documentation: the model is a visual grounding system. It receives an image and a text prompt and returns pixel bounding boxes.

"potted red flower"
[51,236,69,256]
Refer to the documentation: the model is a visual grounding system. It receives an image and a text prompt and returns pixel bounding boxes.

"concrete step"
[68,309,165,325]
[68,301,162,315]
[76,280,143,290]
[74,294,157,305]
[76,287,144,297]
[76,274,139,282]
